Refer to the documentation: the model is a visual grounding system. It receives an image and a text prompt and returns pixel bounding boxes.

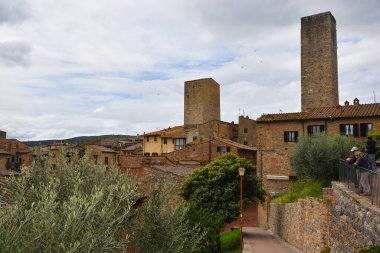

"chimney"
[344,101,349,106]
[353,98,360,105]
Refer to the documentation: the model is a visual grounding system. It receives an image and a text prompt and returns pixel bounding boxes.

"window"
[307,125,325,135]
[217,146,231,153]
[146,136,150,142]
[284,131,298,142]
[193,136,198,141]
[163,138,167,144]
[105,157,109,165]
[244,141,248,145]
[154,136,158,142]
[175,138,186,150]
[340,124,359,137]
[244,128,248,133]
[11,156,15,163]
[360,123,373,137]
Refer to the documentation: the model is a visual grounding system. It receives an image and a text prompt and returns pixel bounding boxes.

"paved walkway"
[243,227,302,253]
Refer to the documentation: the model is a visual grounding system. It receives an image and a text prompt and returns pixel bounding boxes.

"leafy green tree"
[292,134,356,183]
[181,154,265,252]
[0,151,137,253]
[133,186,206,253]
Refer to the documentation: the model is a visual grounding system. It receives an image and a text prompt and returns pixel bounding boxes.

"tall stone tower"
[301,12,339,112]
[184,78,220,128]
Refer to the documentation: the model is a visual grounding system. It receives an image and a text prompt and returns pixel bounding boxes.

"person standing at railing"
[347,147,360,187]
[354,151,371,196]
[366,137,377,172]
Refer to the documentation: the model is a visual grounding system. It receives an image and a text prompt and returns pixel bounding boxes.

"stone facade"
[267,183,380,253]
[257,114,380,193]
[0,139,32,171]
[166,137,257,165]
[329,182,380,252]
[184,78,220,128]
[0,131,6,139]
[269,197,329,252]
[238,116,257,147]
[301,12,339,112]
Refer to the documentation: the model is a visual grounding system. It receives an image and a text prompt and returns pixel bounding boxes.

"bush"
[0,151,137,253]
[292,134,356,183]
[358,245,380,253]
[272,178,323,204]
[133,186,206,253]
[220,229,240,252]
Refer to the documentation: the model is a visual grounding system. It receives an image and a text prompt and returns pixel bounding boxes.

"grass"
[271,178,323,204]
[220,229,240,253]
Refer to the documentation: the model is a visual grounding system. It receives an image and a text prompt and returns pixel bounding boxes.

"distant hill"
[24,135,138,147]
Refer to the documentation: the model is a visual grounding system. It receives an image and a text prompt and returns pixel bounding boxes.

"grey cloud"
[0,41,32,67]
[0,0,29,24]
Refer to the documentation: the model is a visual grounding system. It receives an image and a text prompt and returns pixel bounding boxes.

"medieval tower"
[184,78,220,128]
[301,12,339,112]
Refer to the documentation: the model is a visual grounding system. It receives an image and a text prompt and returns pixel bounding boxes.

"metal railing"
[339,159,380,206]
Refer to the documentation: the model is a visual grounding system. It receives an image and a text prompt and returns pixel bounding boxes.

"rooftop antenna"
[242,109,245,116]
[238,108,241,116]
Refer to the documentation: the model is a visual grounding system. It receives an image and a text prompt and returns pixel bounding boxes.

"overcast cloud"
[0,0,379,140]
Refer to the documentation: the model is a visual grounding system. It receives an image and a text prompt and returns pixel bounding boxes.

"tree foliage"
[133,186,206,253]
[181,154,265,223]
[0,151,137,253]
[181,154,265,252]
[292,134,356,183]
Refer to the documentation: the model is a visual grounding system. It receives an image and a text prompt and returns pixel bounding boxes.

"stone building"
[143,78,254,165]
[184,78,220,128]
[255,12,380,193]
[0,138,32,172]
[301,12,339,112]
[0,131,6,139]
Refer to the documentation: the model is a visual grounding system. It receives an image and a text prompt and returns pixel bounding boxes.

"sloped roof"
[214,137,257,151]
[257,103,380,122]
[145,125,186,138]
[86,145,116,153]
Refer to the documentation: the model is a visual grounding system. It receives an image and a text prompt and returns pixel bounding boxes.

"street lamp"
[238,167,245,253]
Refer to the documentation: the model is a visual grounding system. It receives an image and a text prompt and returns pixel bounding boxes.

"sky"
[0,0,379,141]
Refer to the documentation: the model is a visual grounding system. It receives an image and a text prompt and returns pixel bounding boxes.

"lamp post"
[238,167,245,253]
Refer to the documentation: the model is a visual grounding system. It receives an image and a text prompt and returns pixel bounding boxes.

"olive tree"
[0,151,137,253]
[292,134,356,183]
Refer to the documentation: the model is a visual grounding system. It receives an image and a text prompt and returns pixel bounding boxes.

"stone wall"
[329,182,380,252]
[268,183,380,252]
[269,197,329,253]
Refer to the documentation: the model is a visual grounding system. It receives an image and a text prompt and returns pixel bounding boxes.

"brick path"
[242,227,302,253]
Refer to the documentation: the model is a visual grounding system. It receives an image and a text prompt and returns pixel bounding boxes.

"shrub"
[292,134,356,184]
[0,151,137,253]
[220,229,240,252]
[132,186,206,253]
[272,178,323,204]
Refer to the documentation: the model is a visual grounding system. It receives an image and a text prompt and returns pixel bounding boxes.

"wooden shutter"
[227,147,231,152]
[217,147,221,152]
[284,132,288,142]
[360,123,367,137]
[295,131,299,142]
[353,124,359,137]
[320,125,325,133]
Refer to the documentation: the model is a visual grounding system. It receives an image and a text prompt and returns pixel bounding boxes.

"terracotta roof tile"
[145,125,186,138]
[257,103,380,122]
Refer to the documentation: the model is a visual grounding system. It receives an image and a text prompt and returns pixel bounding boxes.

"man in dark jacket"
[354,151,370,195]
[366,137,377,172]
